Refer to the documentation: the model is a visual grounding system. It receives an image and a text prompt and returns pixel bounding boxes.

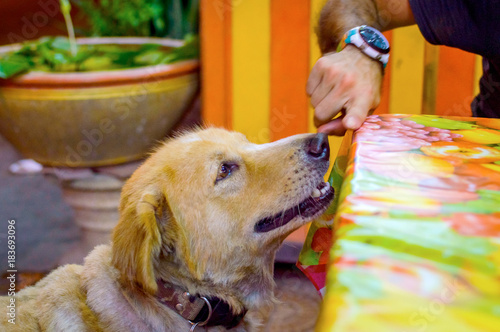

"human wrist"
[342,45,385,74]
[337,25,390,70]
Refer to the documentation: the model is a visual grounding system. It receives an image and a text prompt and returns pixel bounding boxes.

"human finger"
[306,62,323,96]
[342,98,373,130]
[317,117,347,136]
[313,90,347,128]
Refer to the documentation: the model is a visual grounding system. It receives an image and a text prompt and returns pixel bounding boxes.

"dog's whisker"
[276,210,285,229]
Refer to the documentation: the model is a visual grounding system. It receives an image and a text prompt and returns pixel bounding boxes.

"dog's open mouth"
[254,182,334,233]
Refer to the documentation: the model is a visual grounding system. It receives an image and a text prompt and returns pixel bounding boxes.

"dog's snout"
[306,133,330,161]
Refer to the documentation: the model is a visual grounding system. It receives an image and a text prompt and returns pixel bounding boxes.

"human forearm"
[308,0,416,136]
[317,0,380,53]
[317,0,415,53]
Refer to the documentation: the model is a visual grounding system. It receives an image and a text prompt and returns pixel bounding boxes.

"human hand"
[306,45,383,135]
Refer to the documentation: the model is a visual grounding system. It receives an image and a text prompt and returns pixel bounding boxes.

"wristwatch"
[337,25,390,68]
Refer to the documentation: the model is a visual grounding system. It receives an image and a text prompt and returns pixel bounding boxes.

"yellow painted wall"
[231,0,271,144]
[389,26,426,115]
[474,55,483,96]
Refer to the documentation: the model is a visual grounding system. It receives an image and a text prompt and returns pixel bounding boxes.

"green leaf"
[51,37,72,51]
[139,44,161,52]
[160,36,199,64]
[37,43,58,66]
[134,50,166,66]
[52,52,71,65]
[79,56,114,71]
[298,222,324,266]
[0,32,199,77]
[0,55,31,79]
[72,49,94,63]
[298,248,320,266]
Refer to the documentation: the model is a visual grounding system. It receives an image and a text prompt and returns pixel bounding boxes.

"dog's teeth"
[318,182,330,195]
[312,188,321,198]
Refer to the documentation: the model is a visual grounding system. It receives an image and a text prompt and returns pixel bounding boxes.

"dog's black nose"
[306,133,330,161]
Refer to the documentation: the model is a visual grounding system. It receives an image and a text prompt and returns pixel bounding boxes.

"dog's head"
[111,128,333,303]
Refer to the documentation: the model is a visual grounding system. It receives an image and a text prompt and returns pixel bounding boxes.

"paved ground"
[0,134,79,272]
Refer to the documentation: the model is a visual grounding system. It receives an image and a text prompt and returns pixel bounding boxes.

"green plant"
[72,0,199,39]
[0,35,199,78]
[0,0,200,79]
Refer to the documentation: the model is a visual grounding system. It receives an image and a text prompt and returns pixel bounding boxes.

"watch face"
[359,26,390,54]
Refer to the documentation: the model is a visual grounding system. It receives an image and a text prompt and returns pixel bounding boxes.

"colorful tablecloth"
[298,114,500,332]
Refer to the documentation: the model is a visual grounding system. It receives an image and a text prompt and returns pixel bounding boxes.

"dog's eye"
[216,162,238,183]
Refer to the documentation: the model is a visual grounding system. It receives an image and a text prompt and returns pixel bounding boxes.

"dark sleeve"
[408,0,500,58]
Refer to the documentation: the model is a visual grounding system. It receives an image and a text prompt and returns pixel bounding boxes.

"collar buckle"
[188,296,212,330]
[156,279,246,330]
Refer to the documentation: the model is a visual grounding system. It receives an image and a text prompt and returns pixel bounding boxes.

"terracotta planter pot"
[0,37,199,167]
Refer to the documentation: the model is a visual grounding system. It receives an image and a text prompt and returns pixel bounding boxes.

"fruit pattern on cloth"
[297,114,500,332]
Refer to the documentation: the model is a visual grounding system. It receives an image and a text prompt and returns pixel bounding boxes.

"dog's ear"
[111,186,164,294]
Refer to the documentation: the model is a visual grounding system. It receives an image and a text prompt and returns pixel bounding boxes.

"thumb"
[342,100,372,130]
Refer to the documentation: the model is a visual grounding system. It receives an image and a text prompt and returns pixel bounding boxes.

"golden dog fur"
[1,128,331,331]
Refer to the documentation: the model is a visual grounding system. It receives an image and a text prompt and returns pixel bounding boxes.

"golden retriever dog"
[1,128,333,331]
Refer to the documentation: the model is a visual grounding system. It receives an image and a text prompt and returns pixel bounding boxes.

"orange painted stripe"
[374,31,392,115]
[200,0,232,128]
[270,0,310,243]
[270,0,310,141]
[435,46,475,117]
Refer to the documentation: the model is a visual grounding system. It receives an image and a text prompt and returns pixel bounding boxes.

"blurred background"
[0,2,485,330]
[0,0,482,270]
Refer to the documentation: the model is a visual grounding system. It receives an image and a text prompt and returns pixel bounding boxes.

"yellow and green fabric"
[299,115,500,332]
